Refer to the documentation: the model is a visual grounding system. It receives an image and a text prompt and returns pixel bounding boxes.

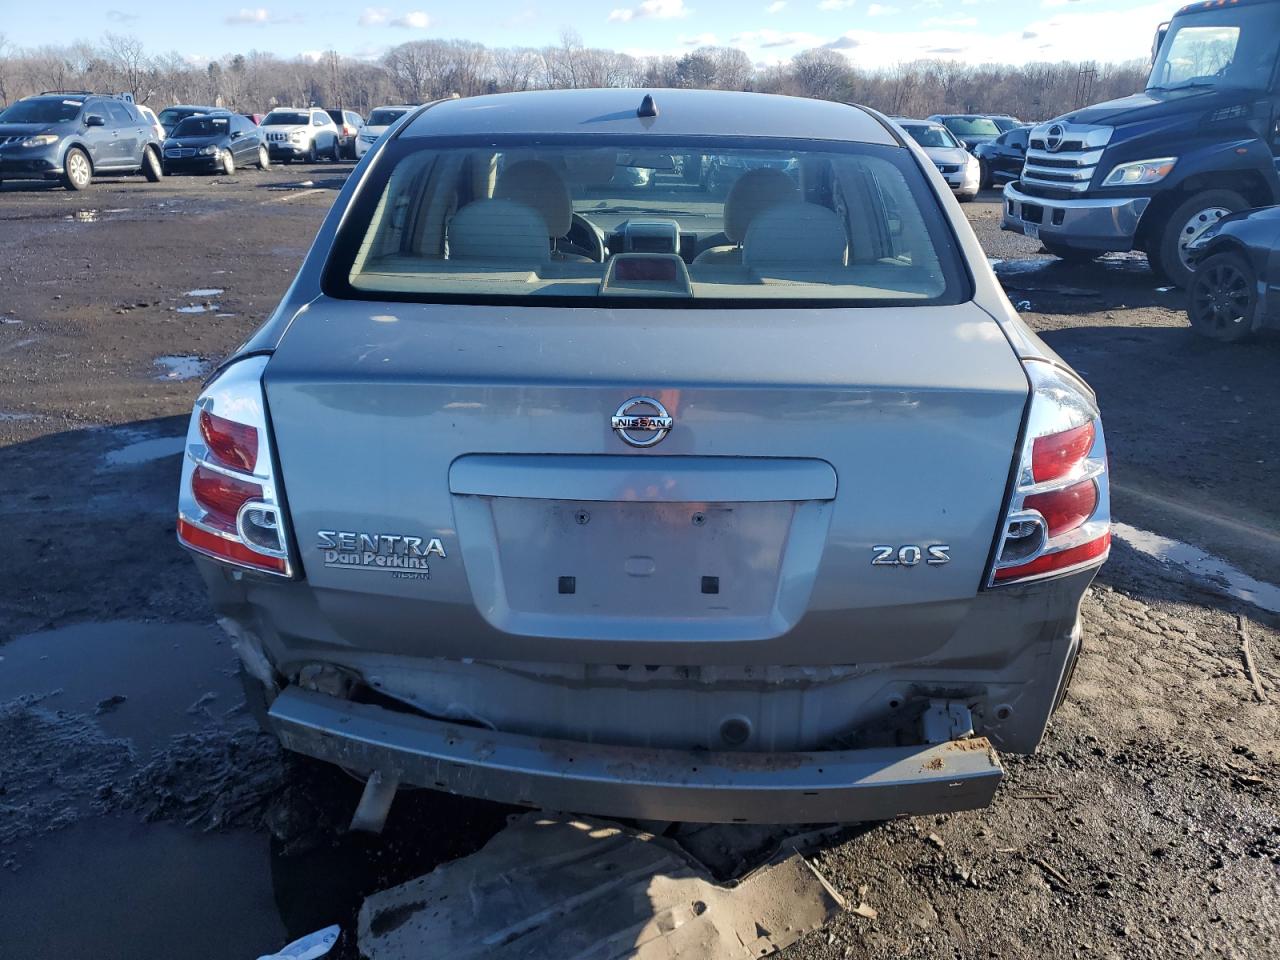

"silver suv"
[177,89,1111,825]
[261,107,341,164]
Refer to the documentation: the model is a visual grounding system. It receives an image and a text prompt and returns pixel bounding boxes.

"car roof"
[401,88,897,145]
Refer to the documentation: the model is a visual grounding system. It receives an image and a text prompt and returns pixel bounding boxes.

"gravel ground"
[0,171,1276,960]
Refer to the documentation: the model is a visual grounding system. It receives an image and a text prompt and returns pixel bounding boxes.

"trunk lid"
[263,299,1027,666]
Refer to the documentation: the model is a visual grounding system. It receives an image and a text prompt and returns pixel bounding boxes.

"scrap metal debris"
[256,924,340,960]
[358,813,845,959]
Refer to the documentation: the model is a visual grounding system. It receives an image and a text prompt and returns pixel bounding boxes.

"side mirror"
[1014,142,1026,153]
[230,130,243,139]
[85,114,106,127]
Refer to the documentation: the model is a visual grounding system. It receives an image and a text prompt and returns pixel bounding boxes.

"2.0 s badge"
[872,544,951,567]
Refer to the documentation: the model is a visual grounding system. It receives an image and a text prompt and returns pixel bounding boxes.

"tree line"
[0,29,1148,123]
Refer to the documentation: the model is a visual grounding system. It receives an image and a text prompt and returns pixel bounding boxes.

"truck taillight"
[989,361,1110,586]
[177,355,295,577]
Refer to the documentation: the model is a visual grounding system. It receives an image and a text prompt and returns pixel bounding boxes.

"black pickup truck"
[1002,0,1280,286]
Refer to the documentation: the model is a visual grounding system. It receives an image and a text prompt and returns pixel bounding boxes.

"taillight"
[988,361,1110,586]
[177,356,294,577]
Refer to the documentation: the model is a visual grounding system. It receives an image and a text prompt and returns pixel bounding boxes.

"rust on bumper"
[268,687,1004,824]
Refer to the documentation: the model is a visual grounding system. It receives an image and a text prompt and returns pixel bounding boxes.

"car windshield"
[329,137,965,307]
[991,118,1020,132]
[0,98,83,123]
[1148,5,1280,92]
[172,116,230,137]
[264,111,309,126]
[159,108,200,126]
[940,117,1000,137]
[903,124,959,149]
[368,108,410,126]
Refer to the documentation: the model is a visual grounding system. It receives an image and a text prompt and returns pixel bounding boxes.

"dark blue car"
[0,92,163,191]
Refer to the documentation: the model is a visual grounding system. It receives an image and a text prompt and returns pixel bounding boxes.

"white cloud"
[358,6,389,25]
[679,32,720,45]
[224,6,299,24]
[608,0,691,21]
[766,0,787,10]
[867,3,897,13]
[817,0,855,9]
[225,7,271,24]
[105,8,140,22]
[299,49,325,62]
[923,14,977,26]
[390,10,430,28]
[731,27,825,48]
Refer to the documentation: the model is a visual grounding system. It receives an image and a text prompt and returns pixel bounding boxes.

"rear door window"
[326,136,970,308]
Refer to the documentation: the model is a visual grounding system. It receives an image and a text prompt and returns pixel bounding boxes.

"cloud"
[224,7,300,24]
[766,0,786,10]
[358,6,389,25]
[923,14,977,25]
[817,0,855,8]
[608,0,691,21]
[731,28,825,48]
[1022,29,1037,38]
[867,2,897,13]
[105,8,140,22]
[823,34,860,48]
[225,7,271,24]
[679,32,720,45]
[390,10,430,27]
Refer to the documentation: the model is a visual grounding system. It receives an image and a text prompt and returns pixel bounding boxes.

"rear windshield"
[368,108,410,126]
[326,136,969,308]
[172,116,230,137]
[1,99,83,123]
[263,111,309,126]
[940,117,1000,137]
[903,124,959,149]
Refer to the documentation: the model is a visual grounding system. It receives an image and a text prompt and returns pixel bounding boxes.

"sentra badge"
[318,530,446,575]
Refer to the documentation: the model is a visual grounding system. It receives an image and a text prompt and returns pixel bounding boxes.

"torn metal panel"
[358,814,845,960]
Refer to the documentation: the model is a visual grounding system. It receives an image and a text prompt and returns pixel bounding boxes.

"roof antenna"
[637,94,659,119]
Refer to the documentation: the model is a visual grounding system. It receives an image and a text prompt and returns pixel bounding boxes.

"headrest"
[448,199,549,263]
[495,159,573,238]
[723,168,801,243]
[743,203,849,267]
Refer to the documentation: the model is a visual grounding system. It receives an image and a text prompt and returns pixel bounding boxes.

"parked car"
[1002,0,1280,286]
[898,120,980,201]
[261,108,341,163]
[354,104,416,159]
[163,112,268,175]
[0,92,163,191]
[325,108,365,160]
[176,88,1111,826]
[972,126,1030,190]
[1184,204,1280,341]
[926,114,1002,151]
[136,104,165,143]
[157,104,220,137]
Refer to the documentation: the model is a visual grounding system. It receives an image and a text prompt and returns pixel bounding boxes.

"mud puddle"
[154,355,210,380]
[0,816,285,960]
[101,434,185,467]
[1113,521,1280,615]
[0,620,242,756]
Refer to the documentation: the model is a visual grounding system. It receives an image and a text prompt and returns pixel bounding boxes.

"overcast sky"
[5,0,1171,67]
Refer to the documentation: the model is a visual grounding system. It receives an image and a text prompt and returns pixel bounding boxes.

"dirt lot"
[0,168,1277,960]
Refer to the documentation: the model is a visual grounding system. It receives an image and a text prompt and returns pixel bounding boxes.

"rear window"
[264,111,309,126]
[941,117,1000,137]
[368,108,410,126]
[903,124,959,149]
[326,136,969,308]
[173,116,230,137]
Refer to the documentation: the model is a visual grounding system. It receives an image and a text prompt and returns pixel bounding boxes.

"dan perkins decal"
[318,530,446,579]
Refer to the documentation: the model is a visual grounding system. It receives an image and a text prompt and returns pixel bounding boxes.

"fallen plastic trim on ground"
[358,813,845,959]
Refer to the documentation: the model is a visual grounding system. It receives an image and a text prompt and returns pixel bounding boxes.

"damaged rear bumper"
[268,687,1004,824]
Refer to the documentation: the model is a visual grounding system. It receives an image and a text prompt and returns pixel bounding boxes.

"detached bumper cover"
[1001,181,1150,251]
[269,687,1004,823]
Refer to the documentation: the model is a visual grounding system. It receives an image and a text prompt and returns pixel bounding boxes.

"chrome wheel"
[66,150,91,189]
[1178,206,1231,271]
[258,146,270,170]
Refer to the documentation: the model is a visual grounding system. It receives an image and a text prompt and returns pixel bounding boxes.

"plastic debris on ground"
[358,813,846,959]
